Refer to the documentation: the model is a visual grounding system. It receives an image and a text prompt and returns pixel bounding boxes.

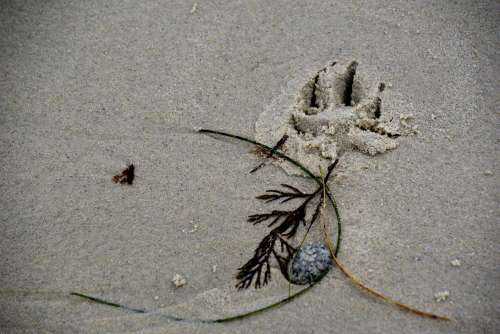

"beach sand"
[0,1,498,333]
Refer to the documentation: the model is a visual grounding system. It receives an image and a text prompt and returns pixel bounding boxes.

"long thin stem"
[69,292,147,314]
[213,283,315,323]
[318,213,450,320]
[320,158,448,321]
[70,285,316,324]
[287,198,321,297]
[71,128,449,323]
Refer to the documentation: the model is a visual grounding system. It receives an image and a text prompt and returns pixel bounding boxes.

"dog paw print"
[258,60,405,175]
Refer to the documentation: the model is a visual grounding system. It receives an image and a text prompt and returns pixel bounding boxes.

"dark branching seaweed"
[236,233,298,289]
[255,183,309,204]
[236,160,338,290]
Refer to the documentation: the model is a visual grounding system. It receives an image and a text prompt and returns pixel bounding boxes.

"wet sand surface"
[0,1,498,333]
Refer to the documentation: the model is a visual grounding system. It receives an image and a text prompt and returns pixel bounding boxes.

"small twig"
[250,134,288,173]
[71,286,316,324]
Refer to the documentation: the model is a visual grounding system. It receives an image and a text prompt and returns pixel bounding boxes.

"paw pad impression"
[256,60,413,175]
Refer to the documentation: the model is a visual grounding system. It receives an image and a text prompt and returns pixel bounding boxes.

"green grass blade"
[213,284,315,323]
[70,292,146,313]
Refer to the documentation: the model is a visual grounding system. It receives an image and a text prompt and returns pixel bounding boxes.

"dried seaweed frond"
[235,233,276,289]
[236,160,338,289]
[256,184,310,203]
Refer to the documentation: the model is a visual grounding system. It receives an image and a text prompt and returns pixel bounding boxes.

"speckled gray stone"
[288,242,333,285]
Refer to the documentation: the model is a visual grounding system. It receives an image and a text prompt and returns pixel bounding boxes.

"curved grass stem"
[320,163,449,321]
[70,128,448,323]
[320,233,450,320]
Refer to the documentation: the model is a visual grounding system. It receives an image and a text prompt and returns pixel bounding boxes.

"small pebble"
[190,3,197,13]
[212,265,217,273]
[434,291,450,302]
[154,295,159,300]
[484,170,493,176]
[451,259,461,267]
[399,113,414,121]
[288,242,332,285]
[172,273,187,288]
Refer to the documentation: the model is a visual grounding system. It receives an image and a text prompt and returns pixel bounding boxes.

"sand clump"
[434,291,450,302]
[172,273,187,288]
[256,60,415,175]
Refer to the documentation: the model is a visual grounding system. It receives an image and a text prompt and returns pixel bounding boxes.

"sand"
[0,1,498,333]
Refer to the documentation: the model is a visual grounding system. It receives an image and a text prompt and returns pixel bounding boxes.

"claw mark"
[374,97,382,118]
[378,82,386,93]
[343,61,358,106]
[310,73,320,109]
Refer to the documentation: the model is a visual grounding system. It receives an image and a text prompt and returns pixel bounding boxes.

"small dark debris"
[250,134,289,174]
[112,164,135,185]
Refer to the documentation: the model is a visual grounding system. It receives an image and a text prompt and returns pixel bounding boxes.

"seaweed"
[236,161,338,289]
